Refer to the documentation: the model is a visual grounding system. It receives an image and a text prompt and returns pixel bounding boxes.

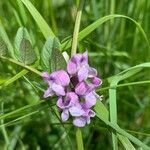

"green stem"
[71,0,84,56]
[76,128,84,150]
[0,56,41,76]
[109,81,118,150]
[71,1,85,150]
[71,0,84,150]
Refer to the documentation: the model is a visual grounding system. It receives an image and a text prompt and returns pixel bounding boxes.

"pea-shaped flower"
[75,81,102,108]
[67,51,102,83]
[42,70,70,97]
[73,108,96,127]
[42,51,102,127]
[57,92,84,121]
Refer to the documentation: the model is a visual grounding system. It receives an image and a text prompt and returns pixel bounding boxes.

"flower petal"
[57,97,64,109]
[73,117,87,127]
[75,82,88,95]
[42,72,50,79]
[42,72,52,85]
[69,105,84,117]
[50,70,70,86]
[88,67,97,77]
[84,92,97,108]
[82,51,88,63]
[72,53,83,62]
[88,110,96,117]
[43,87,54,98]
[61,110,69,122]
[92,77,102,86]
[78,66,89,82]
[56,70,70,86]
[51,83,65,96]
[66,92,79,104]
[67,59,77,75]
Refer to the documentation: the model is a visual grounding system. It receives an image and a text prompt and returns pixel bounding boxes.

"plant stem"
[76,128,84,150]
[71,0,84,56]
[71,1,85,149]
[0,56,41,76]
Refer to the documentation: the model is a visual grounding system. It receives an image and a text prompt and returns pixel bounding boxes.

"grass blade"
[94,101,150,150]
[117,134,136,150]
[21,0,55,39]
[61,14,150,52]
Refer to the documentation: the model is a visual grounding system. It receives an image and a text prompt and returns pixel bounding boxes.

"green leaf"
[15,27,36,64]
[21,0,55,39]
[51,44,66,72]
[41,37,56,72]
[15,27,31,59]
[0,37,7,56]
[41,37,66,72]
[19,38,36,65]
[0,19,15,58]
[94,101,109,120]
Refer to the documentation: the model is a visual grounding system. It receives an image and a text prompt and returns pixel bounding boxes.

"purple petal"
[69,105,84,117]
[51,83,65,96]
[61,110,69,122]
[88,110,96,117]
[75,82,89,95]
[92,77,102,86]
[56,70,70,86]
[84,92,97,108]
[66,92,79,104]
[57,97,64,109]
[88,67,97,77]
[43,87,54,98]
[73,117,87,127]
[78,66,89,82]
[83,51,88,61]
[72,54,83,62]
[42,72,50,79]
[67,59,78,75]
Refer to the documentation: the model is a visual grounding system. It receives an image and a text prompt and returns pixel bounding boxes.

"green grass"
[0,0,150,149]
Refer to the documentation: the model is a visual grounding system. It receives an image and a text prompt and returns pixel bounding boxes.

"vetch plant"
[42,51,102,127]
[0,0,150,150]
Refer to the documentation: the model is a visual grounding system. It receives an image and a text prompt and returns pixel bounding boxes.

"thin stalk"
[0,56,41,76]
[71,0,84,56]
[76,128,84,150]
[109,81,118,150]
[71,1,85,150]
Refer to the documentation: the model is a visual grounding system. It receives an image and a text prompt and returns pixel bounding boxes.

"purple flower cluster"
[42,51,102,127]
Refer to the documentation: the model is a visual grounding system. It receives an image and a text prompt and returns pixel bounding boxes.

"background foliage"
[0,0,150,149]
